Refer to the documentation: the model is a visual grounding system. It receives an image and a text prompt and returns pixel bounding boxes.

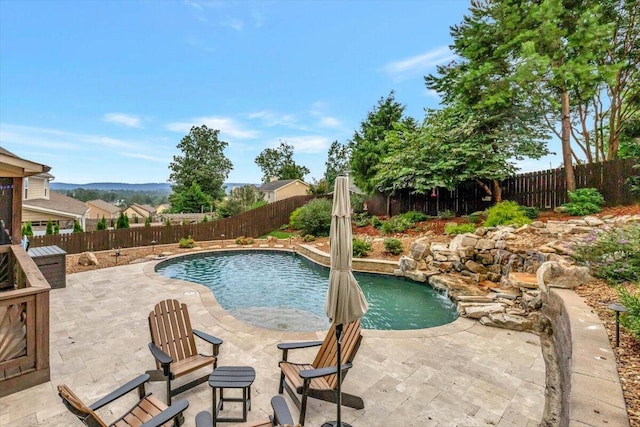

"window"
[24,178,29,199]
[44,179,49,198]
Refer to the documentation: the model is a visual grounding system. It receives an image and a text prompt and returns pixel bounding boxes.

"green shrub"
[96,216,107,230]
[483,201,532,227]
[22,222,33,236]
[402,211,427,223]
[116,212,130,229]
[235,237,254,245]
[438,209,456,219]
[353,213,371,227]
[380,215,413,235]
[383,238,403,255]
[467,213,483,224]
[46,219,54,235]
[296,198,332,237]
[248,200,267,210]
[54,223,59,234]
[519,206,539,219]
[562,188,604,216]
[444,223,477,235]
[371,216,382,228]
[289,207,304,230]
[72,220,83,233]
[617,285,640,340]
[353,237,372,257]
[216,198,242,218]
[179,236,195,248]
[303,234,316,242]
[165,218,172,226]
[145,216,152,227]
[573,224,640,283]
[351,193,366,214]
[202,215,209,223]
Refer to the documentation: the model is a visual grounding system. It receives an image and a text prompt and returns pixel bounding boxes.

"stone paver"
[0,260,545,426]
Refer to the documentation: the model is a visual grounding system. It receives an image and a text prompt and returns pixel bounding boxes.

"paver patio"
[0,259,546,426]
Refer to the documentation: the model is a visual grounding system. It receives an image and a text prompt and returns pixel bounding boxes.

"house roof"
[258,179,308,192]
[0,146,51,178]
[23,191,89,217]
[87,199,121,214]
[126,203,156,215]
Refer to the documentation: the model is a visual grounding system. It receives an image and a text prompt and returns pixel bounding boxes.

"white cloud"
[319,116,341,128]
[279,136,331,154]
[121,152,167,163]
[247,110,300,128]
[165,116,258,139]
[224,16,244,31]
[103,113,142,128]
[383,47,457,81]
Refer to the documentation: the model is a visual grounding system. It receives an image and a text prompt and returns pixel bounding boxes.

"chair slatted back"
[58,384,108,427]
[311,319,362,389]
[148,299,198,369]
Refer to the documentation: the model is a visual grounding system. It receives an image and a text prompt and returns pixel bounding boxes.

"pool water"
[155,251,458,331]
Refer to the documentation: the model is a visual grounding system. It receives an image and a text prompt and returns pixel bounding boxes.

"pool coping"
[142,246,471,339]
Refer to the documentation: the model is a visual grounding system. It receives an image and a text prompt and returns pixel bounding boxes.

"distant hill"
[51,182,255,193]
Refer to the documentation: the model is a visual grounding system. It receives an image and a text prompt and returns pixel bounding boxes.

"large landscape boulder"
[536,261,592,291]
[78,251,99,266]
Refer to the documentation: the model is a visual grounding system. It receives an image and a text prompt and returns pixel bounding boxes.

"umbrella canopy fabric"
[324,176,368,325]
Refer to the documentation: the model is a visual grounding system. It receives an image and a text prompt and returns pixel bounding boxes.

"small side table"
[209,366,256,426]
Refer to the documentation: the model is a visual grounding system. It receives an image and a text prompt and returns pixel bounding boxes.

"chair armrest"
[277,340,323,351]
[278,340,323,361]
[193,329,223,356]
[195,411,212,427]
[148,343,173,377]
[271,395,295,426]
[299,363,353,380]
[88,374,150,411]
[140,399,189,427]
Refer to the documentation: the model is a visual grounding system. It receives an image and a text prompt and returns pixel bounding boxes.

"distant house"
[258,179,310,203]
[86,199,121,221]
[22,173,89,232]
[123,203,156,223]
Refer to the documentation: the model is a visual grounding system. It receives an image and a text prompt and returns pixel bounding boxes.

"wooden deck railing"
[0,244,51,398]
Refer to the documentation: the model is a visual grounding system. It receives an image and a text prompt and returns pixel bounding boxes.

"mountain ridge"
[51,182,255,192]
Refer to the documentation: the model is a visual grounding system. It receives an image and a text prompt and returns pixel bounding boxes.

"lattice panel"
[0,251,9,289]
[0,303,27,363]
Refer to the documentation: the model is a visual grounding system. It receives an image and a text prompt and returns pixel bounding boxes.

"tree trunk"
[492,179,502,203]
[561,90,576,192]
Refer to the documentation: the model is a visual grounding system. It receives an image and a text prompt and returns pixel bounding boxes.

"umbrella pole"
[322,323,352,427]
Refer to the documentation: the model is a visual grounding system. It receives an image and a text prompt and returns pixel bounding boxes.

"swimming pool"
[155,250,457,332]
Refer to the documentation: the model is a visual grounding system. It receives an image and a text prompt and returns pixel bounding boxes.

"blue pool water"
[155,250,457,331]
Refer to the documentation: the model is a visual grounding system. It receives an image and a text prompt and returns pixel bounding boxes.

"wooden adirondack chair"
[58,373,189,427]
[277,320,364,426]
[147,299,223,404]
[195,395,300,427]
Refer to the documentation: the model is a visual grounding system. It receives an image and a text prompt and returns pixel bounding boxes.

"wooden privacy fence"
[29,194,319,254]
[367,158,638,217]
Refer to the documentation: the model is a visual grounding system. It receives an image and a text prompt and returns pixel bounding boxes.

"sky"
[0,0,561,185]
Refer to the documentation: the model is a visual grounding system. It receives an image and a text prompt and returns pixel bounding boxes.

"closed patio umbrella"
[322,175,368,427]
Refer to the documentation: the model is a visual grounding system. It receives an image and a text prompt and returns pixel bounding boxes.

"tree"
[228,185,261,212]
[96,216,107,230]
[72,220,83,233]
[169,181,213,214]
[46,219,54,235]
[116,212,129,229]
[254,141,310,183]
[426,0,622,193]
[169,125,233,202]
[349,92,417,194]
[308,178,330,195]
[324,140,350,189]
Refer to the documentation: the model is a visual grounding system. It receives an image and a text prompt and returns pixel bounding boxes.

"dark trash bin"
[28,245,66,289]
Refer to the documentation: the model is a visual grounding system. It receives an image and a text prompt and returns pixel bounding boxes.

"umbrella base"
[321,423,352,427]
